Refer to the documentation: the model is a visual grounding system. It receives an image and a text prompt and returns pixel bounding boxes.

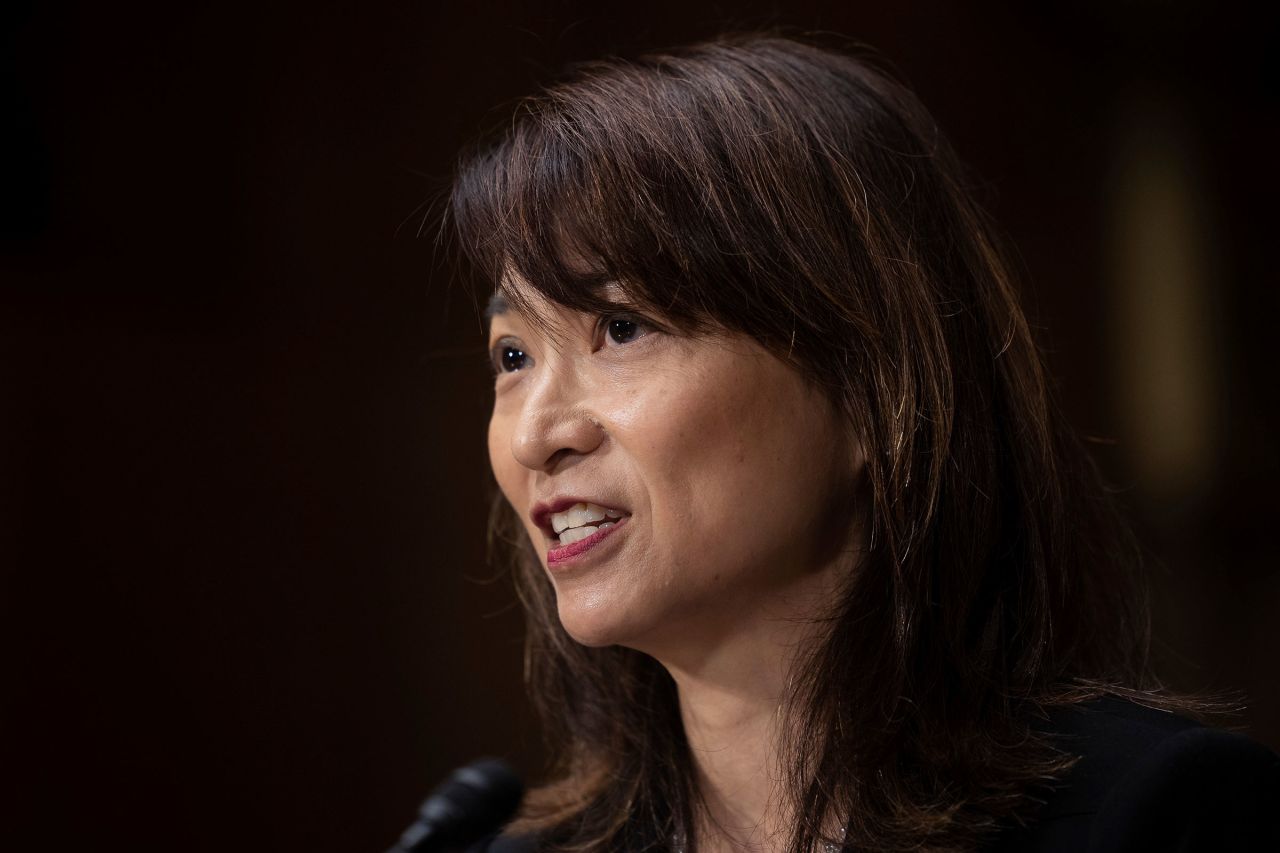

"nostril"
[511,400,607,472]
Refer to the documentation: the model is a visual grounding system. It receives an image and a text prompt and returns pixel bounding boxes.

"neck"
[648,566,844,852]
[672,645,791,852]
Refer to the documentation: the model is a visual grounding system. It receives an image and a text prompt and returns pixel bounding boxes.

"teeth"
[550,502,625,534]
[558,525,598,546]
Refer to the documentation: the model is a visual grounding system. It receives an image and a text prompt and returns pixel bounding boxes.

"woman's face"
[486,278,863,653]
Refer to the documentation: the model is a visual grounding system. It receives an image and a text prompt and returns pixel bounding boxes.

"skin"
[486,276,866,852]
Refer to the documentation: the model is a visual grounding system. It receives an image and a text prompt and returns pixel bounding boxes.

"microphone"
[385,758,524,853]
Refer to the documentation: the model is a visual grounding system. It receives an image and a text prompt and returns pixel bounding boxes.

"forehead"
[483,271,630,330]
[482,281,581,345]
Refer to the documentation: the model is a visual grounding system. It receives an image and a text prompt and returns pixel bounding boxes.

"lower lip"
[546,516,630,568]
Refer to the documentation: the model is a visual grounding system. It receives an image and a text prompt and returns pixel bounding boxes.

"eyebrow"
[484,291,508,319]
[482,277,628,322]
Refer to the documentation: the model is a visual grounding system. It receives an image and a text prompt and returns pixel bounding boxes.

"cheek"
[487,411,520,503]
[637,358,845,572]
[488,413,546,564]
[486,414,502,472]
[613,376,736,525]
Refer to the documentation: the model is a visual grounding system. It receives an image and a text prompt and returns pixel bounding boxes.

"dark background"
[3,2,1277,851]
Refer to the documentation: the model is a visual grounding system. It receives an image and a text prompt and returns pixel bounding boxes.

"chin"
[554,592,653,649]
[555,605,627,648]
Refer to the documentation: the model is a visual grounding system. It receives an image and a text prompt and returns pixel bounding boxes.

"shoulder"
[989,695,1280,851]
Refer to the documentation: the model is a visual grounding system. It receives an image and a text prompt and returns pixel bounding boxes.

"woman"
[446,32,1279,852]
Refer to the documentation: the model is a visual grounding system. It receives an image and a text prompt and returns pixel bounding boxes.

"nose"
[510,363,605,473]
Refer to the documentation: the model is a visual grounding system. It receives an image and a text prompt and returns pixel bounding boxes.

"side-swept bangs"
[442,32,1190,853]
[448,36,931,397]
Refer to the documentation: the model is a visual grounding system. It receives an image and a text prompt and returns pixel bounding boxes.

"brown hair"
[447,31,1221,852]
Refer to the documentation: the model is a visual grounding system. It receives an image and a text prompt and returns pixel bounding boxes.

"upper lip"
[530,496,630,539]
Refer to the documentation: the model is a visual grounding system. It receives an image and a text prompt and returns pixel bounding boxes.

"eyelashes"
[489,339,529,375]
[488,311,660,377]
[598,313,654,347]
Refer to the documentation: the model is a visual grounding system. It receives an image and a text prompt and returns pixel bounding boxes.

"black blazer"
[470,696,1280,851]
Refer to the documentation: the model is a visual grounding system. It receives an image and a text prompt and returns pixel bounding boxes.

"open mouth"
[546,513,630,566]
[550,501,629,546]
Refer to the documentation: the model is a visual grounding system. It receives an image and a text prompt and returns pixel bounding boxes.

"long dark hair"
[447,31,1217,852]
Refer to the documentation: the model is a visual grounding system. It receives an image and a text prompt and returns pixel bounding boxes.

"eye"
[490,338,531,374]
[600,314,652,347]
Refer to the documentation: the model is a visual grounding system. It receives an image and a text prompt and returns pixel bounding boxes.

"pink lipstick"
[547,516,629,568]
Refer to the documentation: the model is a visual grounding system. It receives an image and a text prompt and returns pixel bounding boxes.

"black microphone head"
[393,758,524,853]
